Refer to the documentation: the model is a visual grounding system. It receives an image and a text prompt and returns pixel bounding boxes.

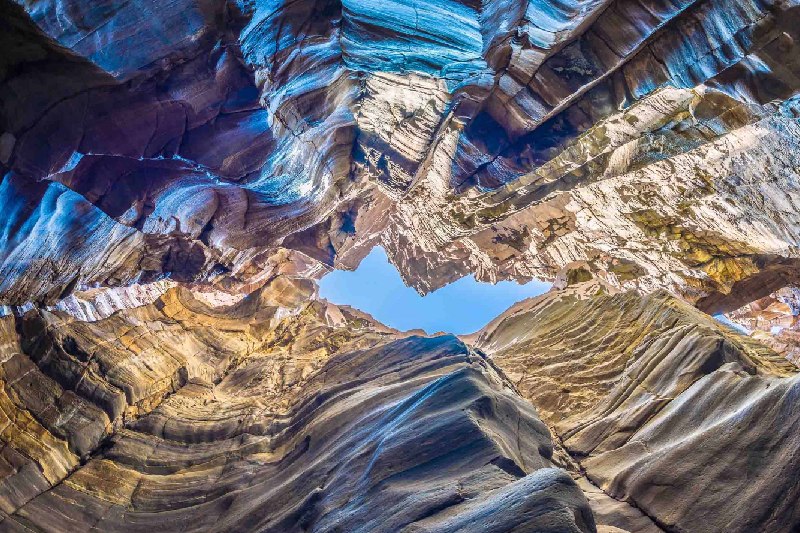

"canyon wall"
[474,283,800,532]
[2,0,800,310]
[0,278,596,532]
[3,0,800,531]
[2,276,798,531]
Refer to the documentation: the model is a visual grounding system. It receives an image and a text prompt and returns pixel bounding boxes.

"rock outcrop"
[473,284,800,532]
[6,276,800,531]
[724,287,800,366]
[4,0,800,531]
[0,277,595,532]
[2,0,800,310]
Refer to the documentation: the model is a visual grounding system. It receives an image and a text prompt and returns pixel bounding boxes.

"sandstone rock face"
[2,0,800,310]
[4,0,800,531]
[7,277,800,531]
[725,287,800,366]
[0,278,595,532]
[474,285,800,532]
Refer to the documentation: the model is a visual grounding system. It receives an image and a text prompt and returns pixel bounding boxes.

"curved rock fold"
[3,0,800,531]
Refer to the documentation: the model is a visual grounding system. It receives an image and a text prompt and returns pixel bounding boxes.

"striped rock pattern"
[474,284,800,532]
[0,278,595,532]
[1,0,800,309]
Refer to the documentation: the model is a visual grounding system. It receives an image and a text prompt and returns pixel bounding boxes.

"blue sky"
[319,247,551,335]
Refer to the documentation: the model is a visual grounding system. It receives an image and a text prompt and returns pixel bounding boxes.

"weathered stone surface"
[0,278,594,532]
[3,0,800,309]
[474,284,800,532]
[4,0,800,530]
[725,287,800,366]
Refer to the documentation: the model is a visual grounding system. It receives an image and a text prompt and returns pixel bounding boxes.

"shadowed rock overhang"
[2,0,800,311]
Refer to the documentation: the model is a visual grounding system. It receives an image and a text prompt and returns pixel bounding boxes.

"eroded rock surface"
[0,277,595,532]
[724,287,800,366]
[4,0,800,531]
[2,0,800,310]
[474,284,800,532]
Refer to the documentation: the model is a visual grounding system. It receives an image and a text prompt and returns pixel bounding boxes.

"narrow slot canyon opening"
[4,0,800,530]
[319,246,551,335]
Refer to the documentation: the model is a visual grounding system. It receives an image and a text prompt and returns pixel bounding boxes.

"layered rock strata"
[4,0,800,531]
[724,287,800,366]
[6,277,799,531]
[0,278,595,532]
[3,0,800,311]
[473,284,800,532]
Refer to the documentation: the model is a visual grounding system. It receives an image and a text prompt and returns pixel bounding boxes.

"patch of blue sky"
[319,246,551,335]
[713,314,751,335]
